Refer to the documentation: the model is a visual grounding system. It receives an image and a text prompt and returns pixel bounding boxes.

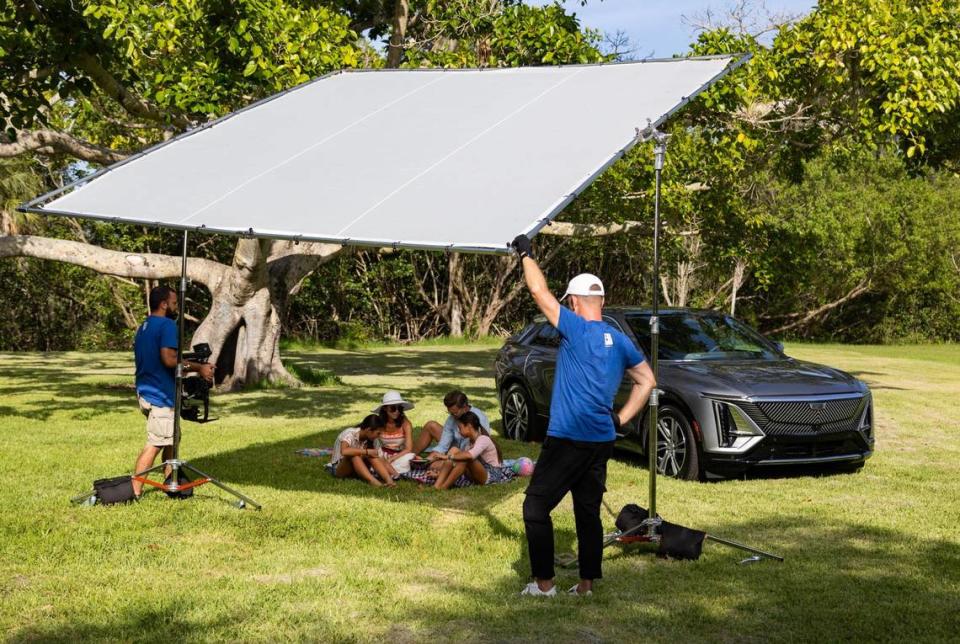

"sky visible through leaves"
[528,0,818,57]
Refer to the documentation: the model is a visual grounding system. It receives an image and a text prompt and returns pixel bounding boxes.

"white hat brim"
[372,401,415,413]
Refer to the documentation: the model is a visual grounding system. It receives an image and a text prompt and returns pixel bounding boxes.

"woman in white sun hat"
[373,390,417,478]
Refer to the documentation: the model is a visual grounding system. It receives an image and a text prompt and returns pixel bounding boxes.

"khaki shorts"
[138,397,175,447]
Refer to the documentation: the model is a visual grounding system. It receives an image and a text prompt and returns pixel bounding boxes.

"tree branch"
[767,279,871,335]
[0,235,227,289]
[0,130,128,165]
[74,53,192,130]
[266,240,343,263]
[539,220,642,237]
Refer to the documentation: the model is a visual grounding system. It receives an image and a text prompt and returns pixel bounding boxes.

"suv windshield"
[625,313,782,361]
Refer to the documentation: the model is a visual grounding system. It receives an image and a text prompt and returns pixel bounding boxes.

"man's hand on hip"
[611,410,622,431]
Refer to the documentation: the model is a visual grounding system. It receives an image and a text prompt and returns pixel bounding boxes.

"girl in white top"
[332,414,396,488]
[433,411,503,489]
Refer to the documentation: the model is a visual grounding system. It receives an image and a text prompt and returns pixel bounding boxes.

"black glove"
[611,410,622,431]
[512,234,534,261]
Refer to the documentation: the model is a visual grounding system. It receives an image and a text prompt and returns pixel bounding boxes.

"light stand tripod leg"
[71,490,97,505]
[705,535,784,562]
[181,463,262,510]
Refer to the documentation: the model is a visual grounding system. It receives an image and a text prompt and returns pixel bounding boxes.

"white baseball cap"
[561,273,605,300]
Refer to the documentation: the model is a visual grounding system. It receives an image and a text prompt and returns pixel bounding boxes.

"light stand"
[633,128,777,560]
[557,128,781,566]
[645,130,669,537]
[74,230,261,509]
[131,230,261,509]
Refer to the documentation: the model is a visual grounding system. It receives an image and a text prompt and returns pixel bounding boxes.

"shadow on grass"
[0,381,134,421]
[611,442,870,483]
[390,518,960,641]
[187,426,531,511]
[13,517,959,641]
[7,605,314,642]
[0,346,503,422]
[847,370,910,391]
[284,348,495,378]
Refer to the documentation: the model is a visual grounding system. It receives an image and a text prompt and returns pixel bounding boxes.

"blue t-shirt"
[134,316,178,408]
[547,307,645,442]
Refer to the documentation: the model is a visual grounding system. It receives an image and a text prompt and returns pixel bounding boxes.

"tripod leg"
[71,490,97,505]
[181,463,262,510]
[132,462,170,482]
[706,534,784,562]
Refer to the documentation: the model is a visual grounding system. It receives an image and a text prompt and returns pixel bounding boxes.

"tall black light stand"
[130,230,261,509]
[643,130,670,538]
[601,129,781,563]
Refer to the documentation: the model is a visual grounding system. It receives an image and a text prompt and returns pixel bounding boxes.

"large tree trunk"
[386,0,410,68]
[196,284,293,390]
[190,238,342,390]
[0,233,342,390]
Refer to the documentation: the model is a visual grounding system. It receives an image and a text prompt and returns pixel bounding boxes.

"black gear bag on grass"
[615,504,706,560]
[93,475,135,505]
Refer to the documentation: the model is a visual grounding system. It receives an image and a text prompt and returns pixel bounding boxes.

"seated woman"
[433,411,506,489]
[331,414,396,488]
[374,390,416,478]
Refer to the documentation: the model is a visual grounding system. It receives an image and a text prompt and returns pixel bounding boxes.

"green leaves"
[401,2,604,69]
[767,0,960,160]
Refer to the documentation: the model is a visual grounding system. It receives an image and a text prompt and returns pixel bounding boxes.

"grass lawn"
[1,342,958,642]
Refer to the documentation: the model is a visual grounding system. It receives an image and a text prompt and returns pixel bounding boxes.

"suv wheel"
[656,405,700,481]
[501,383,541,442]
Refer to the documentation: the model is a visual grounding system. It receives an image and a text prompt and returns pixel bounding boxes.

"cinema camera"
[181,342,213,423]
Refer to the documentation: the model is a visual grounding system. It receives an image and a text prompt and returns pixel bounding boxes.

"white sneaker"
[520,582,557,597]
[567,584,593,597]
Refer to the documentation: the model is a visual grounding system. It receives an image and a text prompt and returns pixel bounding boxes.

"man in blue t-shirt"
[413,390,491,456]
[512,234,656,598]
[132,286,214,497]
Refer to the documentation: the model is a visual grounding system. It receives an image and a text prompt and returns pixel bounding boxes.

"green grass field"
[1,342,958,642]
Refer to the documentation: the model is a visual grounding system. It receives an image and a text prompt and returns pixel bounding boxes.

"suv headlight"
[713,401,765,448]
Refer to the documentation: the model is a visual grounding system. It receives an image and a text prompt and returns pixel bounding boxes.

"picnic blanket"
[399,464,518,488]
[296,447,334,458]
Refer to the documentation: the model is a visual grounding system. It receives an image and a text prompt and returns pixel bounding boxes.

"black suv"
[494,308,874,480]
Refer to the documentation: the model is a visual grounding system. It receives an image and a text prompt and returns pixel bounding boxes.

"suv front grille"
[757,398,864,425]
[737,396,867,436]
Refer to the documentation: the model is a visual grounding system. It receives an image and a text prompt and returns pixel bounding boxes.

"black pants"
[523,436,614,581]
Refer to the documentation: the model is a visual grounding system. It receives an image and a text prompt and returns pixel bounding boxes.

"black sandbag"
[615,504,650,534]
[93,475,135,505]
[657,520,706,560]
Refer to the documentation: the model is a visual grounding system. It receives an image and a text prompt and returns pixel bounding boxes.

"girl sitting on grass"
[433,411,506,489]
[331,414,396,488]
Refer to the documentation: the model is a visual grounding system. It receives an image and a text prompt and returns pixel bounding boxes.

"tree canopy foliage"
[1,0,959,366]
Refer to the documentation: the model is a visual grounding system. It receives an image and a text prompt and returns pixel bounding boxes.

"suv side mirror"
[774,341,784,354]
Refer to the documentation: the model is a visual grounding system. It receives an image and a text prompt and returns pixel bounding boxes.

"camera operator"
[132,286,214,498]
